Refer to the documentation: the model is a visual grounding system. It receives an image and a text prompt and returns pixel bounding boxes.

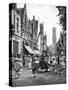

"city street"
[12,67,66,87]
[9,3,66,87]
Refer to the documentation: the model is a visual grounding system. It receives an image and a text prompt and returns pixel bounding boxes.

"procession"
[9,3,66,86]
[11,49,66,80]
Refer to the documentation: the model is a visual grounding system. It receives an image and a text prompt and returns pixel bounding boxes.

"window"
[25,16,26,25]
[17,17,19,33]
[31,24,33,31]
[22,32,25,38]
[25,15,27,25]
[31,24,33,39]
[14,14,15,26]
[13,40,19,56]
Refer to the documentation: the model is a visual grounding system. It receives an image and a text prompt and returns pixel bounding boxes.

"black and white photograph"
[9,3,66,87]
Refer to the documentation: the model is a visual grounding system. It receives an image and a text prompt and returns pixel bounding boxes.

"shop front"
[23,45,34,67]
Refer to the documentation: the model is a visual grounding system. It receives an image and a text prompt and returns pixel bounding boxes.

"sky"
[17,3,62,46]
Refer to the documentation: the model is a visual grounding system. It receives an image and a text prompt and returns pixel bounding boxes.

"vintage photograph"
[9,3,66,87]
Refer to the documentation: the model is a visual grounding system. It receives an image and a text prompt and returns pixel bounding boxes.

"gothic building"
[29,16,38,50]
[39,23,44,52]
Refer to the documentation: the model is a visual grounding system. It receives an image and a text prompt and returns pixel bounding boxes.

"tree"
[56,6,66,31]
[56,6,66,56]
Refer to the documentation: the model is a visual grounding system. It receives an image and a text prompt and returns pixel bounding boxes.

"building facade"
[9,3,22,57]
[39,23,44,52]
[29,16,38,50]
[52,27,56,45]
[20,4,33,66]
[43,33,47,51]
[9,3,39,66]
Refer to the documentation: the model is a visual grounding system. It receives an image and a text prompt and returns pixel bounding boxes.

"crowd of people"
[11,50,66,79]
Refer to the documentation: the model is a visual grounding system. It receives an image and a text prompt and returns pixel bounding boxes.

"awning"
[24,45,34,54]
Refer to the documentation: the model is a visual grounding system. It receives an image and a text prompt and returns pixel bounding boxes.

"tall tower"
[40,23,44,52]
[52,27,56,45]
[43,33,47,51]
[30,16,38,50]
